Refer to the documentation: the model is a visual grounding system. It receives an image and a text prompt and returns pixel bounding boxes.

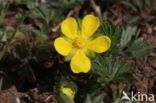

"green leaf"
[31,8,45,19]
[31,4,63,23]
[121,1,138,12]
[1,33,7,42]
[59,0,85,8]
[85,95,92,103]
[0,3,7,25]
[85,94,105,103]
[15,13,23,19]
[18,25,47,41]
[27,0,36,9]
[15,0,36,9]
[100,22,122,56]
[92,55,135,84]
[15,0,27,4]
[125,38,151,58]
[121,0,153,13]
[31,4,64,34]
[18,25,40,34]
[120,27,139,48]
[124,15,141,24]
[133,0,144,10]
[93,94,105,103]
[0,47,7,60]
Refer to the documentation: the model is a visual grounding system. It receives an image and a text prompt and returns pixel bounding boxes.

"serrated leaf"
[92,56,135,84]
[18,25,40,34]
[121,0,153,13]
[120,27,139,48]
[93,94,105,103]
[121,1,138,12]
[27,0,36,9]
[18,25,47,41]
[124,15,140,24]
[31,4,63,23]
[31,8,45,19]
[126,38,151,58]
[100,22,122,55]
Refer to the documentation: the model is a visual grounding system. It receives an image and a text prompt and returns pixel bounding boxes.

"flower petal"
[61,17,78,39]
[54,37,72,56]
[81,14,100,38]
[70,51,91,73]
[88,36,111,53]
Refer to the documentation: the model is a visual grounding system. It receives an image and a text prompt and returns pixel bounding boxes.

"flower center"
[73,37,86,49]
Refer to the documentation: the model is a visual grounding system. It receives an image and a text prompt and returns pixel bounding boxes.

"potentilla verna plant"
[54,14,111,73]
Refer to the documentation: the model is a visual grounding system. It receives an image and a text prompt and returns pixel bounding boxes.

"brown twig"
[67,8,80,17]
[52,8,80,32]
[90,0,101,17]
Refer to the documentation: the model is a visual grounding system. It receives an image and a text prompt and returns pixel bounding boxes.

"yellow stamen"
[72,37,86,49]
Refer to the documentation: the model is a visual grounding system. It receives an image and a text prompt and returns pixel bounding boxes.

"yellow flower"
[61,87,75,99]
[54,14,111,73]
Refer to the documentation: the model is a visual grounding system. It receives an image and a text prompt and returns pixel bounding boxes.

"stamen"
[72,37,86,49]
